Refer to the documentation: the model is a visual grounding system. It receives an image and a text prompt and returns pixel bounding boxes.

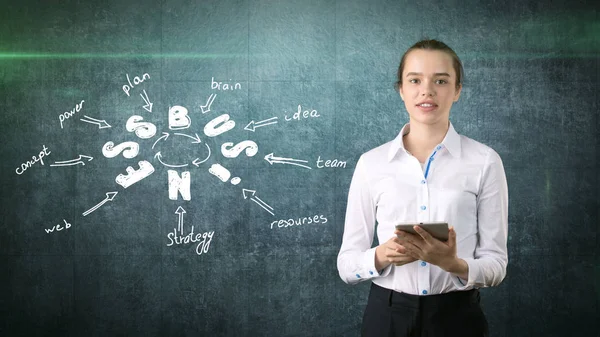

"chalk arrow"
[192,143,212,167]
[154,152,188,168]
[174,132,202,144]
[242,189,256,199]
[242,189,274,215]
[140,89,153,112]
[80,115,111,129]
[264,153,312,170]
[244,117,278,132]
[200,93,216,113]
[152,132,169,149]
[82,191,118,217]
[175,206,186,234]
[50,155,93,167]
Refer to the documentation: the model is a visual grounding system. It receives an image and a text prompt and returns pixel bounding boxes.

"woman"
[337,39,508,337]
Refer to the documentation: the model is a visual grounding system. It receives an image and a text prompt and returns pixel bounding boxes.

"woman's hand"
[395,226,458,271]
[375,236,418,270]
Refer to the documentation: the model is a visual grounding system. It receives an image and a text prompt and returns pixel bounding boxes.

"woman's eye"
[409,79,419,84]
[436,79,448,84]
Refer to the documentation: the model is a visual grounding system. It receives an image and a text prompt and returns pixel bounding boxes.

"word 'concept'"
[270,214,328,229]
[166,228,215,255]
[122,72,150,96]
[59,100,85,129]
[16,145,51,175]
[45,219,71,233]
[211,77,241,91]
[284,105,320,121]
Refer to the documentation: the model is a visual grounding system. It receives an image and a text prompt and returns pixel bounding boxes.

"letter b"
[169,105,191,130]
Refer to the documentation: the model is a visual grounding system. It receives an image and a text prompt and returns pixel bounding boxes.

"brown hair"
[395,39,464,91]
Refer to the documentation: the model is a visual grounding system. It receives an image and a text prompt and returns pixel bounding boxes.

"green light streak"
[461,52,598,60]
[0,53,245,60]
[0,51,596,61]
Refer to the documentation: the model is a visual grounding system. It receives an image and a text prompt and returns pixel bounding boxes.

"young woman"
[337,40,508,337]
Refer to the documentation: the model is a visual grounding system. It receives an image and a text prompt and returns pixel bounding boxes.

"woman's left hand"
[395,226,458,270]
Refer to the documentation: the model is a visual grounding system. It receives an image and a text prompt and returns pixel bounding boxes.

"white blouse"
[337,122,508,295]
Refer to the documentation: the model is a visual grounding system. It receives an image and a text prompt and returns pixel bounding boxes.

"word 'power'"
[59,100,85,129]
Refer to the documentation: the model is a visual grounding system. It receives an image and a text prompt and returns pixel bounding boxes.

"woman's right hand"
[375,235,418,270]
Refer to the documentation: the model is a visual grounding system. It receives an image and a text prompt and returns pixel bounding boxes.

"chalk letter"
[204,114,235,137]
[208,163,231,182]
[126,115,157,139]
[221,140,258,158]
[102,141,140,159]
[168,105,191,130]
[211,77,220,90]
[116,161,155,188]
[168,170,191,201]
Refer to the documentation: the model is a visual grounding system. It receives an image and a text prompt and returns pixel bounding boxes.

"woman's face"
[399,49,461,126]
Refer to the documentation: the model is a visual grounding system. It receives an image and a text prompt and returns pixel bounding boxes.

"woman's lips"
[416,103,438,112]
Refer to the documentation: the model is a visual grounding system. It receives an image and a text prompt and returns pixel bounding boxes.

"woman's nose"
[421,82,435,96]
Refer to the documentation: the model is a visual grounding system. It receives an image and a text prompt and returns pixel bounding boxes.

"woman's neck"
[403,120,449,158]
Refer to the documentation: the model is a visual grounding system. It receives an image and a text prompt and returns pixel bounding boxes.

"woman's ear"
[453,84,462,102]
[399,87,404,101]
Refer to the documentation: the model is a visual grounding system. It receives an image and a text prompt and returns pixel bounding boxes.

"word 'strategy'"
[167,206,214,255]
[166,227,214,255]
[271,214,329,229]
[15,145,51,175]
[59,100,85,129]
[45,219,71,234]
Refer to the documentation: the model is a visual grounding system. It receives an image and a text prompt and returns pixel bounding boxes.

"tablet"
[395,222,449,242]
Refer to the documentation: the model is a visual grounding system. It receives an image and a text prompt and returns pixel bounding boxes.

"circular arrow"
[154,152,189,168]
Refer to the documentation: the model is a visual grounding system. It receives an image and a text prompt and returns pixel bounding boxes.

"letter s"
[166,232,174,246]
[126,115,157,139]
[221,140,258,158]
[102,141,140,158]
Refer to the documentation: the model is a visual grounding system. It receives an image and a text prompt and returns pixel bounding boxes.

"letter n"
[168,170,191,201]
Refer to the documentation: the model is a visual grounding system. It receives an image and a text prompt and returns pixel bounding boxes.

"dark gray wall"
[0,0,597,336]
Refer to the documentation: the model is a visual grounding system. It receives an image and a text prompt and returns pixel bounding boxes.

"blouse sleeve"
[452,148,509,289]
[337,155,392,285]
